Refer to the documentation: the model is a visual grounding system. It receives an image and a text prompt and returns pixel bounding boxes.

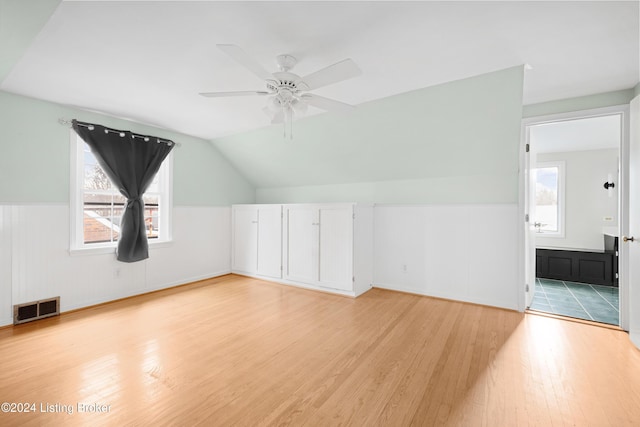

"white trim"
[69,129,83,251]
[521,104,630,127]
[372,283,517,311]
[520,104,630,329]
[68,239,173,256]
[631,332,640,349]
[52,271,231,315]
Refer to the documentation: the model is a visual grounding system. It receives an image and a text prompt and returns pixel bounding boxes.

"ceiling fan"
[200,44,362,138]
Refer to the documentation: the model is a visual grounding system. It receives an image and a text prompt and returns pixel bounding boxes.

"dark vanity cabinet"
[536,245,617,287]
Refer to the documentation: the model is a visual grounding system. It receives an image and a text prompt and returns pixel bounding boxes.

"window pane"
[535,166,558,232]
[84,164,112,190]
[83,192,120,243]
[143,195,159,239]
[83,146,112,190]
[146,174,160,193]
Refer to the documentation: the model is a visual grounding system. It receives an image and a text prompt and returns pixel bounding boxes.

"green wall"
[0,90,254,205]
[256,174,517,204]
[215,66,524,204]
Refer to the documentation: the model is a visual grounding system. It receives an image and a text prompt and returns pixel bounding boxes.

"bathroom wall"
[536,148,619,251]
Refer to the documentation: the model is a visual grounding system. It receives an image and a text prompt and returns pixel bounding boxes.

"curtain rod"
[58,118,181,147]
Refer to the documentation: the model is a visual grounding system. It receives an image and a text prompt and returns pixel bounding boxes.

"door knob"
[623,236,635,242]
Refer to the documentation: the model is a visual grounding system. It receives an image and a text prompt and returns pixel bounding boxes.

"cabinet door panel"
[232,208,258,273]
[319,207,353,290]
[286,207,318,284]
[257,206,282,278]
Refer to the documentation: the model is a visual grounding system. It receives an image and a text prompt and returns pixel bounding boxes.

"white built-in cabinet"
[231,203,373,297]
[231,204,282,279]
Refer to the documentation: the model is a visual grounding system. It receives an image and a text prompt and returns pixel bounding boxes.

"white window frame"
[69,130,173,254]
[534,160,565,238]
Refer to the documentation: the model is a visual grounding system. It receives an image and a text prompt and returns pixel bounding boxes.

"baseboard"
[630,331,640,350]
[61,271,232,314]
[231,271,358,298]
[148,270,232,292]
[0,317,13,328]
[372,282,518,311]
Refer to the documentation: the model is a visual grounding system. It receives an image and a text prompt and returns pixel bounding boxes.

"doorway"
[522,108,627,327]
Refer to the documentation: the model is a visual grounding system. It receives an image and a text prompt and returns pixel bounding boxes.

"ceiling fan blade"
[300,59,362,90]
[301,93,355,112]
[217,44,273,81]
[200,91,269,98]
[292,98,308,115]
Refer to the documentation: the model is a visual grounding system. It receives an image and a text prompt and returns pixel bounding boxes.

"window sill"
[69,240,173,256]
[536,232,565,238]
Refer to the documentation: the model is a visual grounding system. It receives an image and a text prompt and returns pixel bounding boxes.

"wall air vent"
[13,297,60,325]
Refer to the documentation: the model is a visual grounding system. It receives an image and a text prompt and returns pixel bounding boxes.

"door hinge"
[525,213,530,222]
[526,143,530,153]
[616,272,619,279]
[352,213,355,220]
[525,283,530,292]
[352,276,355,282]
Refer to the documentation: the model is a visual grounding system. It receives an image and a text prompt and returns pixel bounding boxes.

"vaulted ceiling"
[1,0,638,141]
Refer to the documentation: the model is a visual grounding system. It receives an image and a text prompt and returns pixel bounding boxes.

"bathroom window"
[534,161,565,237]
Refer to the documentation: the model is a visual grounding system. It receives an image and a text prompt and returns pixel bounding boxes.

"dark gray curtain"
[72,120,175,262]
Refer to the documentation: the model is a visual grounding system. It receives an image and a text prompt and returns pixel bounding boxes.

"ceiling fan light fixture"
[266,96,281,112]
[204,44,361,139]
[276,54,297,72]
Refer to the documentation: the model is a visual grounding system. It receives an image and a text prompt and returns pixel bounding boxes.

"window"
[70,132,172,252]
[534,161,565,237]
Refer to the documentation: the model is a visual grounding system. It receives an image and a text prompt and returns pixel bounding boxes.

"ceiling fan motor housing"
[276,54,297,71]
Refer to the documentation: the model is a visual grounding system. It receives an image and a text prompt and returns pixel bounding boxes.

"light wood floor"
[1,275,639,426]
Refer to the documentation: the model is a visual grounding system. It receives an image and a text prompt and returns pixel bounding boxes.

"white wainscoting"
[373,204,520,310]
[0,206,13,326]
[0,205,231,326]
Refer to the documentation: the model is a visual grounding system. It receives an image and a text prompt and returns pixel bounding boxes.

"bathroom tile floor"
[529,278,619,325]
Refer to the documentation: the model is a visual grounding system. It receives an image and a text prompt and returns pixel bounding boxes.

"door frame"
[518,104,630,330]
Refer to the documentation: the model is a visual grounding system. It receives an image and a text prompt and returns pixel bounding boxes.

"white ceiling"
[530,114,621,154]
[1,0,638,140]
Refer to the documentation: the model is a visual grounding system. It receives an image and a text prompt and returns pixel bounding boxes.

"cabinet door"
[232,207,258,273]
[319,207,353,291]
[257,206,282,278]
[285,206,319,284]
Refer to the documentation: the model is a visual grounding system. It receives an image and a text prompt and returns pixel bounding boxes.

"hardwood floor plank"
[1,275,640,426]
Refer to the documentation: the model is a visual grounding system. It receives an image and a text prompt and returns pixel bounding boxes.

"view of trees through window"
[534,166,559,233]
[82,144,160,244]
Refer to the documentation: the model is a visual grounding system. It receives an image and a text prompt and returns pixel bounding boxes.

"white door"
[318,206,353,291]
[257,206,282,279]
[524,132,538,308]
[627,95,640,348]
[232,207,258,273]
[285,206,319,284]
